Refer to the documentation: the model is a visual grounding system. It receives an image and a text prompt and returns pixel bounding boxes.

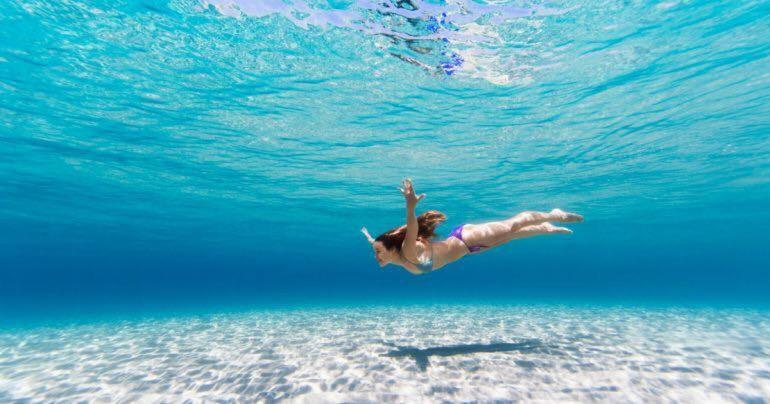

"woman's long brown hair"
[375,210,447,252]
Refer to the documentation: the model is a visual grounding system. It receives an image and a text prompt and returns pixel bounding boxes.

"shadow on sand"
[383,339,547,371]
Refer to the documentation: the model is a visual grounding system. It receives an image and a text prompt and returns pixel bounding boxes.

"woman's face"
[372,241,397,267]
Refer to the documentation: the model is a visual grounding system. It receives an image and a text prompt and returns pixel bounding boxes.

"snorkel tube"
[361,227,375,244]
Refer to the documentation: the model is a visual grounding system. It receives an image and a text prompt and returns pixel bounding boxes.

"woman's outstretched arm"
[399,178,425,261]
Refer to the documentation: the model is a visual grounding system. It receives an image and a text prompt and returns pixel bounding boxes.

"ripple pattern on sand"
[1,306,769,402]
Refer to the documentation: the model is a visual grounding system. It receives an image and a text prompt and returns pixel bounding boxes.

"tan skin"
[370,179,583,275]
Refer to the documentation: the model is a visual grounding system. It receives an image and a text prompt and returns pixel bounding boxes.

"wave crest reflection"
[203,0,566,84]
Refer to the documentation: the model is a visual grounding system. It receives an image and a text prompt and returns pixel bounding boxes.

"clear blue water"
[2,1,770,400]
[1,0,770,322]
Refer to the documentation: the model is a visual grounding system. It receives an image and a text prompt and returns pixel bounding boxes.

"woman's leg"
[508,222,571,238]
[491,223,572,248]
[504,209,582,231]
[461,209,580,249]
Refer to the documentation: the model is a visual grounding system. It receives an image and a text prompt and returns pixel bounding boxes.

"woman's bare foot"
[542,222,573,234]
[550,209,584,223]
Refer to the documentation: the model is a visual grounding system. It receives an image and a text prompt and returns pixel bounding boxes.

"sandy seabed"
[1,305,769,402]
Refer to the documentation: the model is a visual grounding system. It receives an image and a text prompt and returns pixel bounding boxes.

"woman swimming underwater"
[361,179,583,275]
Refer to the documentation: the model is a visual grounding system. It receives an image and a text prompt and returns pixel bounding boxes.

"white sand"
[1,305,768,402]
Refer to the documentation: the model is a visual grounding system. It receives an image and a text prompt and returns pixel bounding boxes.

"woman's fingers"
[400,178,418,198]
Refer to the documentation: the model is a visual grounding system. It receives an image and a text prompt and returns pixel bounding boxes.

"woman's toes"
[550,209,583,223]
[543,223,573,234]
[566,212,584,223]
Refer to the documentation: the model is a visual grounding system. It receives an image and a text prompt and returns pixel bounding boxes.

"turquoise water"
[2,0,769,317]
[2,0,770,400]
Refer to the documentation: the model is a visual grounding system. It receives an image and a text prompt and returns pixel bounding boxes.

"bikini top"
[400,244,434,273]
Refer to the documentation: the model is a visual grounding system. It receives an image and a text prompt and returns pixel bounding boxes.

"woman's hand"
[399,178,425,207]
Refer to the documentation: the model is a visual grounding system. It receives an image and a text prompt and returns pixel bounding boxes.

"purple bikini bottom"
[448,224,487,253]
